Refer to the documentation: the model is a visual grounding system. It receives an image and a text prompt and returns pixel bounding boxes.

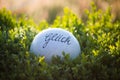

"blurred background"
[0,0,120,23]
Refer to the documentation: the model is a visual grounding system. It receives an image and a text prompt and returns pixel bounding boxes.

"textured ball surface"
[30,28,81,62]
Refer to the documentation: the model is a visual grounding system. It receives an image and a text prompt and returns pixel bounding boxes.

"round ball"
[30,28,81,62]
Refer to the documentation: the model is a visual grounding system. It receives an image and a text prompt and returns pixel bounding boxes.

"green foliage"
[0,3,120,80]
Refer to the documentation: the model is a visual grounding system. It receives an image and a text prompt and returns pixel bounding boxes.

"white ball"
[30,28,81,62]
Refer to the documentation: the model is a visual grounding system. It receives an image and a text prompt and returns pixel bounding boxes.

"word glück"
[42,33,71,48]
